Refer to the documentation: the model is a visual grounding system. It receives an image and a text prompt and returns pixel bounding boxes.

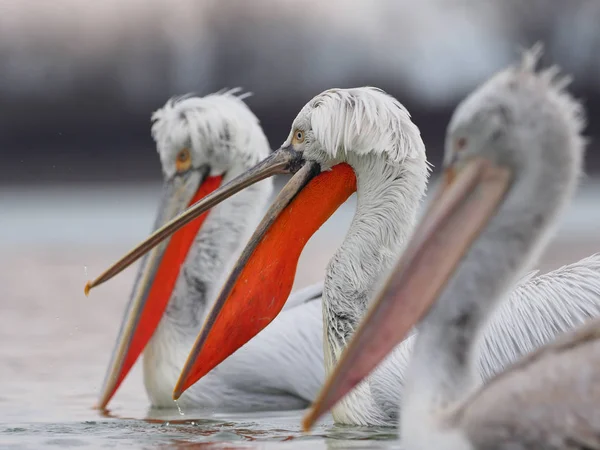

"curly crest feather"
[150,88,270,176]
[306,87,425,166]
[459,43,586,152]
[516,43,586,141]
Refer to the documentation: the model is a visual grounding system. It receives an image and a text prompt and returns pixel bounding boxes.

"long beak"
[173,162,358,399]
[85,146,304,294]
[302,157,512,430]
[96,168,223,409]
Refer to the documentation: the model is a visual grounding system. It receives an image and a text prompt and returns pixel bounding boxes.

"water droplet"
[55,316,60,321]
[84,266,88,277]
[164,421,170,427]
[174,399,185,416]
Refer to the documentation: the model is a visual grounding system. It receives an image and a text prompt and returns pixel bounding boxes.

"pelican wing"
[367,254,600,426]
[457,317,600,449]
[477,253,600,381]
[283,281,324,311]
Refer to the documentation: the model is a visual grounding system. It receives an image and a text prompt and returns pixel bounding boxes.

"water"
[1,181,599,449]
[1,412,399,449]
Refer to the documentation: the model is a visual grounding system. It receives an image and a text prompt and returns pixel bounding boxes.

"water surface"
[2,181,599,448]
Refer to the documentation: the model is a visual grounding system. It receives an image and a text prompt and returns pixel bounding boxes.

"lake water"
[1,179,599,449]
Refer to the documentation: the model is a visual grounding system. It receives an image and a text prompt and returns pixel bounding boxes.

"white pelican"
[88,81,600,426]
[95,89,325,411]
[303,50,600,448]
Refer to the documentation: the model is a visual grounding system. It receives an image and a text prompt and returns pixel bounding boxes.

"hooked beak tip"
[84,281,92,297]
[301,409,317,432]
[172,388,182,401]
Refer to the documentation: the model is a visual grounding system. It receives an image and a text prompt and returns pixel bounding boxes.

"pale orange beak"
[302,157,512,430]
[173,161,358,399]
[85,147,306,294]
[95,169,223,410]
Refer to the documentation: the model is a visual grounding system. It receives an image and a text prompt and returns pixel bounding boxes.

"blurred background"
[2,0,600,442]
[2,0,600,184]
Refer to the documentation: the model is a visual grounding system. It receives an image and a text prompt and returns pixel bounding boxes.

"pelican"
[303,50,600,448]
[95,89,325,411]
[88,79,600,426]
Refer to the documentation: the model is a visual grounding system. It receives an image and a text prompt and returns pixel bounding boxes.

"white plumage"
[370,47,600,449]
[202,85,600,426]
[150,88,268,177]
[368,254,600,424]
[296,87,426,165]
[477,254,600,381]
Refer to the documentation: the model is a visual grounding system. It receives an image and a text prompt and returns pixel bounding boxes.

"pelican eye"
[175,148,192,172]
[292,129,305,145]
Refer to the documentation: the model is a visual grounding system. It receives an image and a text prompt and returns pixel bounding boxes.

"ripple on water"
[43,438,88,447]
[0,415,400,450]
[3,427,27,433]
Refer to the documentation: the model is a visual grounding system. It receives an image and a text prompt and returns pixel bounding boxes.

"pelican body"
[305,48,600,448]
[96,90,324,411]
[90,81,600,426]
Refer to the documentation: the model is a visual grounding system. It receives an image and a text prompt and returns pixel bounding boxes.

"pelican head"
[444,46,584,199]
[289,87,425,169]
[94,89,272,410]
[302,46,587,431]
[151,89,271,179]
[87,86,427,400]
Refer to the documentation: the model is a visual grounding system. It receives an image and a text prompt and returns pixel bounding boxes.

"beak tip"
[172,385,183,401]
[84,281,92,297]
[96,397,109,409]
[301,410,317,432]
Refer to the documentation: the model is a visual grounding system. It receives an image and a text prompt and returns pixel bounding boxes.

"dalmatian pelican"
[95,89,324,411]
[304,49,600,448]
